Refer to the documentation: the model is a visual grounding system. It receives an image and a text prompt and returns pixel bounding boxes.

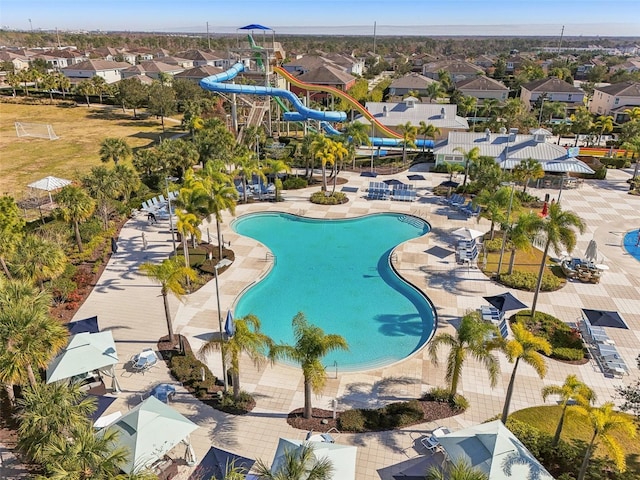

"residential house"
[590,81,640,121]
[358,98,468,140]
[505,54,528,73]
[410,53,438,72]
[37,49,86,69]
[288,64,356,101]
[422,60,485,82]
[283,54,361,77]
[91,47,121,62]
[520,77,585,110]
[388,73,438,98]
[121,61,184,80]
[177,50,226,68]
[61,59,131,84]
[128,48,154,61]
[0,51,30,71]
[321,53,365,76]
[117,74,153,86]
[433,128,593,175]
[151,48,172,59]
[473,54,496,69]
[609,58,640,75]
[456,76,509,102]
[174,65,224,83]
[157,56,194,69]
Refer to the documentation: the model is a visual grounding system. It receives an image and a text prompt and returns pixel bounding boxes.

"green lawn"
[0,101,181,199]
[511,406,640,473]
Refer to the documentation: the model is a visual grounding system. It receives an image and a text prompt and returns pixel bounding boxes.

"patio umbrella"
[452,227,484,240]
[224,310,235,338]
[441,180,459,188]
[407,174,426,181]
[483,292,527,312]
[67,316,99,335]
[584,239,598,263]
[384,179,405,186]
[27,175,72,203]
[360,171,378,177]
[582,309,628,329]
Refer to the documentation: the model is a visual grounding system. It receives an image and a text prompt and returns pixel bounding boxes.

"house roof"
[129,60,184,73]
[522,77,584,94]
[437,420,554,480]
[62,59,131,72]
[297,64,355,86]
[390,73,438,89]
[362,101,469,129]
[119,73,154,85]
[174,65,224,79]
[284,55,329,71]
[456,75,509,91]
[595,81,640,97]
[177,49,224,62]
[424,60,485,75]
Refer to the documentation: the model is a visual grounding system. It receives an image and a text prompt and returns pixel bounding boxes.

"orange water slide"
[274,66,401,139]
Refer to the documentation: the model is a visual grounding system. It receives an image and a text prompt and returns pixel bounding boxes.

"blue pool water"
[623,229,640,262]
[231,213,436,371]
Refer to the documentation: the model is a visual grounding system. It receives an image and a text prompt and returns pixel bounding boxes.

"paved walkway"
[69,167,640,479]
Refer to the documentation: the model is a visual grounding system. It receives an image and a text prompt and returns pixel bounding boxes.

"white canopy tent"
[270,438,357,480]
[27,175,72,203]
[46,331,121,393]
[106,396,198,474]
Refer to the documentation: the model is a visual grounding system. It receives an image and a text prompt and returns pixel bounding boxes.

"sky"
[2,0,639,37]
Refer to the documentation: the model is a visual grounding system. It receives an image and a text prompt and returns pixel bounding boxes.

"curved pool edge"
[622,228,640,263]
[229,211,437,373]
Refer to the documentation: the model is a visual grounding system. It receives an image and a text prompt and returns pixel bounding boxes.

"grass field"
[511,406,640,473]
[0,101,182,199]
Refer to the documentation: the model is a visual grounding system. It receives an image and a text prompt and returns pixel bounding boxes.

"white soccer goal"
[15,122,59,140]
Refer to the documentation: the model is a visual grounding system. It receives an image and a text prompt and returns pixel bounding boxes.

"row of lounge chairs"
[236,181,276,199]
[446,194,481,217]
[578,320,629,377]
[456,238,479,264]
[141,192,176,212]
[367,182,391,200]
[367,182,418,202]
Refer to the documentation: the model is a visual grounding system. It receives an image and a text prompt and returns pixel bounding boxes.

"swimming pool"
[231,212,437,371]
[623,229,640,262]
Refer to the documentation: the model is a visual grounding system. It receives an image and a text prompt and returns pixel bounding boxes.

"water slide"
[199,63,346,122]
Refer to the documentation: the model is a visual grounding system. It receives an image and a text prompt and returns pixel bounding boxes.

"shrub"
[552,347,585,361]
[310,191,347,205]
[500,271,563,291]
[338,409,366,432]
[452,394,469,411]
[483,238,503,252]
[381,400,424,428]
[217,390,255,414]
[432,164,450,174]
[78,217,104,243]
[283,177,308,190]
[428,387,452,403]
[50,277,78,305]
[599,157,630,169]
[169,353,216,396]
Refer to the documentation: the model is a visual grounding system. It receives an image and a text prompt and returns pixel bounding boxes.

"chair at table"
[132,348,158,373]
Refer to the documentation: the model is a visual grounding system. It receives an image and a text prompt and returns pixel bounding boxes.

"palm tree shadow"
[337,376,420,410]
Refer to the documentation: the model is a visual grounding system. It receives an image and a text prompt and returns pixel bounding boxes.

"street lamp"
[496,181,516,279]
[164,176,178,255]
[214,257,233,393]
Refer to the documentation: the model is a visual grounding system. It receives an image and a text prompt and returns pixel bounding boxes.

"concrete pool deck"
[66,167,640,479]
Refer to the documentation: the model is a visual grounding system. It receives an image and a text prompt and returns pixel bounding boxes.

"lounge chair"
[132,348,158,373]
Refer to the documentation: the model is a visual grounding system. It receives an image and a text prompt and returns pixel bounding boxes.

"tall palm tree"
[426,82,445,104]
[139,257,197,344]
[0,195,25,279]
[576,402,637,480]
[203,177,238,261]
[541,374,596,446]
[426,458,489,480]
[199,314,274,400]
[112,163,141,204]
[428,311,500,398]
[475,187,517,240]
[594,115,614,145]
[311,135,334,192]
[253,443,334,480]
[621,136,640,188]
[481,98,499,121]
[175,210,201,268]
[453,146,480,189]
[512,158,544,194]
[500,323,551,423]
[526,203,585,317]
[271,312,348,419]
[11,234,67,290]
[397,121,417,167]
[418,121,441,153]
[234,152,264,203]
[623,106,640,122]
[55,185,96,253]
[99,137,132,166]
[265,158,292,200]
[82,166,121,230]
[506,213,537,275]
[340,121,371,168]
[542,101,567,124]
[16,382,96,462]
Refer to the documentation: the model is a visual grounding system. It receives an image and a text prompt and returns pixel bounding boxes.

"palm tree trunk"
[577,431,598,480]
[216,219,223,261]
[85,95,90,107]
[162,291,175,344]
[303,376,313,419]
[501,357,520,423]
[231,355,240,400]
[321,163,328,192]
[74,221,83,253]
[4,383,16,406]
[530,239,551,318]
[507,248,517,275]
[27,364,38,388]
[0,257,12,279]
[553,405,568,446]
[462,159,470,189]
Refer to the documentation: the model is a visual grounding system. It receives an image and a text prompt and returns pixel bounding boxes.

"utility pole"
[28,18,32,32]
[373,21,377,56]
[206,22,211,50]
[557,25,565,55]
[56,27,61,48]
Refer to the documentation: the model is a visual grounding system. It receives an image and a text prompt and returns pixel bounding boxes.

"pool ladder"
[265,252,276,263]
[398,215,424,229]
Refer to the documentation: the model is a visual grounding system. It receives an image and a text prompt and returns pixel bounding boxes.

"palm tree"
[512,158,544,194]
[199,314,274,400]
[506,213,537,275]
[500,323,551,423]
[475,187,517,240]
[426,458,489,480]
[175,210,201,268]
[271,312,348,419]
[204,177,238,261]
[623,106,640,122]
[542,101,567,124]
[0,195,25,279]
[264,158,292,200]
[55,185,96,253]
[99,137,132,166]
[526,203,585,317]
[541,374,596,446]
[139,257,197,345]
[12,234,67,290]
[426,83,445,104]
[594,115,614,145]
[428,311,500,398]
[253,443,334,480]
[453,146,480,189]
[418,121,441,153]
[234,152,264,203]
[16,382,96,462]
[576,402,637,480]
[311,135,334,192]
[397,121,417,166]
[112,163,141,204]
[621,136,640,189]
[481,98,499,121]
[340,121,371,168]
[75,80,95,107]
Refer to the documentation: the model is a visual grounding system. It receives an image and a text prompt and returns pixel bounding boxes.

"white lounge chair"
[132,348,158,373]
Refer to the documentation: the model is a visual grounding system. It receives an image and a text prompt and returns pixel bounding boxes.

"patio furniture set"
[236,181,276,200]
[140,192,179,221]
[561,258,603,283]
[578,320,629,378]
[446,194,481,218]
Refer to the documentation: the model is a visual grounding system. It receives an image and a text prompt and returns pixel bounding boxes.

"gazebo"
[27,175,72,203]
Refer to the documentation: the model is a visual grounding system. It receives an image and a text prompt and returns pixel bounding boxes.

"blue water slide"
[199,63,347,122]
[319,122,434,149]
